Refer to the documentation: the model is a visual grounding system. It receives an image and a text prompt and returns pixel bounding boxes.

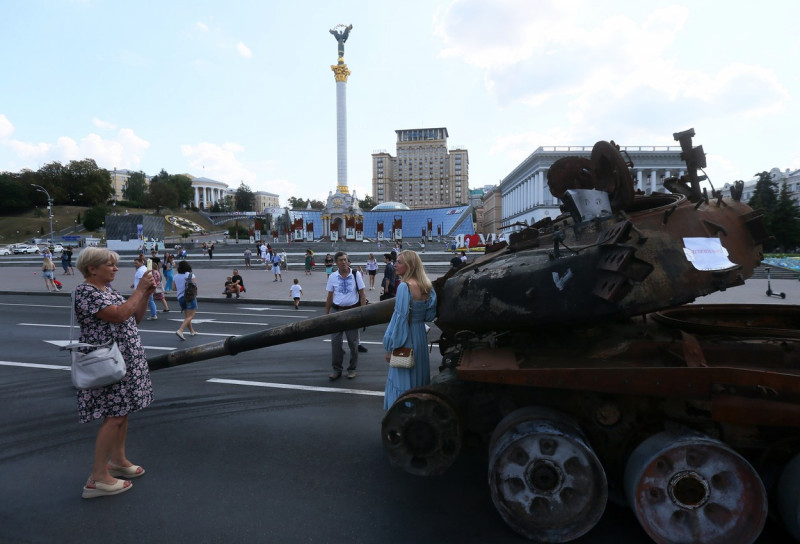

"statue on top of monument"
[329,24,353,59]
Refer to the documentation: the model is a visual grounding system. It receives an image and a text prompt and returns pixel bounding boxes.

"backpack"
[183,273,197,302]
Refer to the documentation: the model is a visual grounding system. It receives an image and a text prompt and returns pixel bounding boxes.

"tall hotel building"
[372,127,469,209]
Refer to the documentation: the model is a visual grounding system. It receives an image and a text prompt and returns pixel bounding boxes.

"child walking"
[289,278,303,310]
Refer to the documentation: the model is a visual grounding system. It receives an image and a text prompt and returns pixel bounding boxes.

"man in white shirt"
[325,251,366,380]
[131,257,157,320]
[272,252,283,282]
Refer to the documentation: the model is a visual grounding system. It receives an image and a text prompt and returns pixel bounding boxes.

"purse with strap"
[389,285,415,369]
[62,288,127,389]
[389,346,415,368]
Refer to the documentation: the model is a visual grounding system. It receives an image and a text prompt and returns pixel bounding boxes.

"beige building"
[482,186,503,236]
[372,127,469,209]
[253,191,280,212]
[109,169,142,202]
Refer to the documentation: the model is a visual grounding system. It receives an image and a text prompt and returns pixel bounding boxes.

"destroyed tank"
[148,129,800,544]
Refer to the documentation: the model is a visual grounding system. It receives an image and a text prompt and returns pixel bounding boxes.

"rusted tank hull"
[436,195,763,334]
[385,304,800,541]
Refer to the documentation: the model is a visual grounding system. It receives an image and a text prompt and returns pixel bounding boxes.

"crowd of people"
[64,239,460,500]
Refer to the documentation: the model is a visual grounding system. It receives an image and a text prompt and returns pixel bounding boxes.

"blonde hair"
[397,250,432,297]
[76,247,120,278]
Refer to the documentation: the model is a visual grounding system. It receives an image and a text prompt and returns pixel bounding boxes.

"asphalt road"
[0,289,797,543]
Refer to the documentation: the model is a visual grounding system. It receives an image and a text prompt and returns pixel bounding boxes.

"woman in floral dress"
[73,247,156,499]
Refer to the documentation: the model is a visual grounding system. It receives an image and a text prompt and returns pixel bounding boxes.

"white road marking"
[43,340,175,351]
[0,302,70,308]
[172,318,272,326]
[0,362,384,398]
[0,360,70,371]
[0,303,305,318]
[19,324,231,338]
[208,378,384,397]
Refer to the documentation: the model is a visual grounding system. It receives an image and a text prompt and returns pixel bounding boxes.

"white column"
[637,170,643,192]
[336,80,348,187]
[537,172,544,205]
[650,171,657,194]
[194,187,200,208]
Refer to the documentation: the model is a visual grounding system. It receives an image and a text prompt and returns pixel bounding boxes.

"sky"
[1,0,798,207]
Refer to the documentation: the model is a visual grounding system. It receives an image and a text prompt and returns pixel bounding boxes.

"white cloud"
[435,0,792,178]
[0,114,13,139]
[236,41,252,59]
[489,127,577,162]
[196,22,208,31]
[180,141,257,185]
[0,120,149,170]
[92,118,116,130]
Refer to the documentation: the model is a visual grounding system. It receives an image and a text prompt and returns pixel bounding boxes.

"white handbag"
[62,289,127,389]
[389,347,415,368]
[389,291,415,369]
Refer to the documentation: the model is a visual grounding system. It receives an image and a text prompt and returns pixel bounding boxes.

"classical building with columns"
[499,144,685,232]
[191,176,229,210]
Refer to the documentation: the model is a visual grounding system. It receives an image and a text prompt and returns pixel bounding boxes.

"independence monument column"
[330,24,352,194]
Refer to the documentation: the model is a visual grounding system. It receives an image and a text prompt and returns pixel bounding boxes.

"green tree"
[748,171,778,216]
[358,194,376,210]
[146,178,179,212]
[124,171,148,207]
[309,199,325,210]
[83,205,108,231]
[171,174,194,207]
[228,224,249,239]
[64,159,111,206]
[36,162,67,202]
[771,181,800,251]
[287,196,307,209]
[0,172,31,213]
[235,183,256,212]
[221,195,234,211]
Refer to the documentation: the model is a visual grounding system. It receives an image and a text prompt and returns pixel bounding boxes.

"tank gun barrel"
[147,299,396,371]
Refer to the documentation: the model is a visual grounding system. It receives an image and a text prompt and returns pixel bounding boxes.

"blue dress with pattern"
[382,282,437,409]
[74,283,154,423]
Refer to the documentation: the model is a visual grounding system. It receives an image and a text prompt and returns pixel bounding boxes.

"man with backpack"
[325,251,366,380]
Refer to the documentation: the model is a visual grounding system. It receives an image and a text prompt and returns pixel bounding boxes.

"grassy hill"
[0,206,217,246]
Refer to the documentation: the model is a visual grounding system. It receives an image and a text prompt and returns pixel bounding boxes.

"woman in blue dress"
[382,250,437,409]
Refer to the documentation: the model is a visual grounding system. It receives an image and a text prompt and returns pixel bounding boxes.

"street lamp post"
[31,184,54,245]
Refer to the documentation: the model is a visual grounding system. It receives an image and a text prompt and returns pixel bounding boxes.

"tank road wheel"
[624,429,767,544]
[778,453,800,540]
[381,389,462,476]
[488,407,608,542]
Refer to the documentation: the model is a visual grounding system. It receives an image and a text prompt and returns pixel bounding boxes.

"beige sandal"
[82,478,132,499]
[108,463,146,478]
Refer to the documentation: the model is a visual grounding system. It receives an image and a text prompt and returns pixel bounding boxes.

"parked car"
[13,244,40,254]
[47,243,64,254]
[0,246,11,256]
